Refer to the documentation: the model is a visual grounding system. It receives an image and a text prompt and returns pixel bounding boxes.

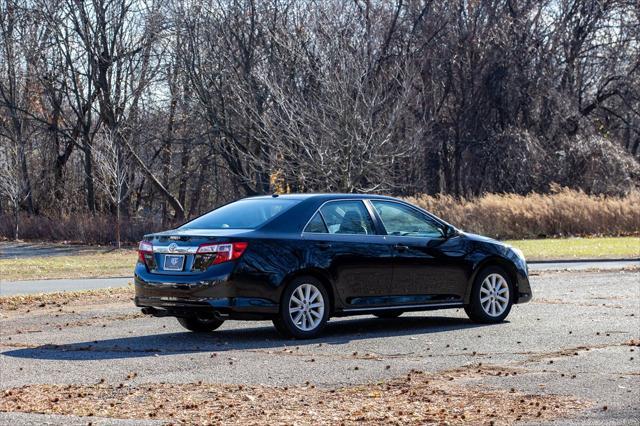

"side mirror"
[444,225,458,239]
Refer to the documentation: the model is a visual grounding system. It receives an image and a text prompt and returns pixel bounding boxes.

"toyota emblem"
[168,243,178,253]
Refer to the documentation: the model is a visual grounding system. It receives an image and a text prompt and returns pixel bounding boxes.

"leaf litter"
[0,365,588,425]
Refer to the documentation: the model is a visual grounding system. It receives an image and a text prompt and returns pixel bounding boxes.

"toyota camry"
[134,194,532,338]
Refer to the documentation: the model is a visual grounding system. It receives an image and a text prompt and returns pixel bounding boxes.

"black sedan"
[134,194,532,338]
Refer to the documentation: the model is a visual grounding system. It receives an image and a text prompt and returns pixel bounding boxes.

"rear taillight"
[138,240,153,265]
[196,242,248,265]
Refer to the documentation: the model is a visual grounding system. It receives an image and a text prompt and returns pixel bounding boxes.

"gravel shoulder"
[0,270,638,424]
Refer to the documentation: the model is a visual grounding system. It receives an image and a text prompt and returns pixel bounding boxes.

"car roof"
[246,193,399,202]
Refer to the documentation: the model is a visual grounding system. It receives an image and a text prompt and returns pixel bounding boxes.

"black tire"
[465,266,514,323]
[177,316,224,332]
[373,311,403,319]
[273,276,330,339]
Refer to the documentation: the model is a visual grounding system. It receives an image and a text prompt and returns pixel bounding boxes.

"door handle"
[394,244,409,251]
[316,242,332,250]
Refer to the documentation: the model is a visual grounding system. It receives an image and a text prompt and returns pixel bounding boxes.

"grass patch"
[506,237,640,261]
[0,250,136,281]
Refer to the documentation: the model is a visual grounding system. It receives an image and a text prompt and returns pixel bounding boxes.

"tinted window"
[319,201,375,235]
[181,199,299,229]
[371,201,443,237]
[304,212,328,233]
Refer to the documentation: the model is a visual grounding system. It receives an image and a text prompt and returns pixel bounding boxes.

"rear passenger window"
[319,201,375,235]
[304,212,328,233]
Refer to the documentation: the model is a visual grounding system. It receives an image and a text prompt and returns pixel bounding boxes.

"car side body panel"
[299,232,394,308]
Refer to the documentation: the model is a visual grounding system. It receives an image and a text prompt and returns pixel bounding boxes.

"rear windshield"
[180,198,300,230]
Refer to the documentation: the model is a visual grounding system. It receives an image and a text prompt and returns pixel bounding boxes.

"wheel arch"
[279,268,336,314]
[464,256,519,304]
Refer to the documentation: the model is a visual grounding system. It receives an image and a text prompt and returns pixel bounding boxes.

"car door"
[301,200,394,308]
[368,200,468,303]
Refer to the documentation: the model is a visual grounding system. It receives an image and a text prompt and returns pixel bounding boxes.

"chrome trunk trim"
[153,244,199,254]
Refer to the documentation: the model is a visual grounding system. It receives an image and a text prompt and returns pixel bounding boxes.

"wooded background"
[1,0,639,242]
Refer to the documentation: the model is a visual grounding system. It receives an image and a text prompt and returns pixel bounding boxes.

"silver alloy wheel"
[289,283,325,331]
[480,273,510,317]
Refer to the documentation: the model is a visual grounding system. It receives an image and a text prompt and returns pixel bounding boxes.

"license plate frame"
[163,254,185,271]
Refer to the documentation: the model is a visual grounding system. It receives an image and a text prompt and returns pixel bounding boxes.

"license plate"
[163,255,185,271]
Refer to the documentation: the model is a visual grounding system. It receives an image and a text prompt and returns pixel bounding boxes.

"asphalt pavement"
[528,259,639,271]
[0,277,133,296]
[0,269,638,424]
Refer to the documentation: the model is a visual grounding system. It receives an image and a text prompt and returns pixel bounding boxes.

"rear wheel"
[373,311,402,319]
[177,316,224,332]
[273,276,329,339]
[465,266,513,323]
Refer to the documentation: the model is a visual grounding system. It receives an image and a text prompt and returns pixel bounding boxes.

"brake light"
[196,242,248,264]
[138,240,153,263]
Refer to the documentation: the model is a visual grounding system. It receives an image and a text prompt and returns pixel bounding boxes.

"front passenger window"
[371,201,443,238]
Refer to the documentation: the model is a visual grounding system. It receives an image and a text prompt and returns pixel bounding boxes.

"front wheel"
[465,266,514,323]
[177,316,224,332]
[273,276,329,339]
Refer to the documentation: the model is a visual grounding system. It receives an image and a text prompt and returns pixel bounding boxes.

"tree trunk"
[83,136,96,213]
[116,201,121,249]
[13,202,19,241]
[632,138,640,157]
[160,104,176,226]
[17,136,34,213]
[177,143,190,214]
[188,157,209,217]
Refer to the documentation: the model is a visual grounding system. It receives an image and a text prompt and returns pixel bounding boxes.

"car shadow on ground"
[3,315,498,361]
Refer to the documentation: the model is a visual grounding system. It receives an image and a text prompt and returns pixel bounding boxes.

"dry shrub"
[0,214,166,245]
[405,187,640,239]
[1,188,638,243]
[461,129,549,194]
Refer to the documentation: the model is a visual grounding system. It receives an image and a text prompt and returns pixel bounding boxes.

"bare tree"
[1,0,639,243]
[93,128,133,248]
[0,138,27,239]
[0,0,37,213]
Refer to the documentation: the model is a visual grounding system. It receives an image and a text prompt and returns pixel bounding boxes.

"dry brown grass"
[405,187,640,239]
[0,367,587,425]
[0,250,137,281]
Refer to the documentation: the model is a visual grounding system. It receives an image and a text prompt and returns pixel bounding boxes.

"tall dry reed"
[404,188,640,239]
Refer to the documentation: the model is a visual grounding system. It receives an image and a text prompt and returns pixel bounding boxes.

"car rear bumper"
[133,263,279,319]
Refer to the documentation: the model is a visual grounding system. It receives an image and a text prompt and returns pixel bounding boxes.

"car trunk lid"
[139,229,251,275]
